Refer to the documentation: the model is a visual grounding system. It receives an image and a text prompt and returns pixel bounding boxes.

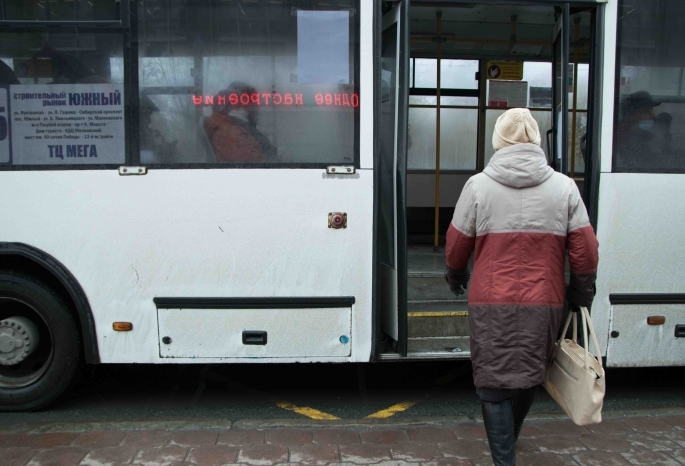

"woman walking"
[445,108,599,465]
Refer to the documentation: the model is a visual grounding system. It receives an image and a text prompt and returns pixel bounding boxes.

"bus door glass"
[552,3,570,174]
[379,1,409,355]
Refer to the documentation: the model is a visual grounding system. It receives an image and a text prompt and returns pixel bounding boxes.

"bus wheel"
[0,271,82,411]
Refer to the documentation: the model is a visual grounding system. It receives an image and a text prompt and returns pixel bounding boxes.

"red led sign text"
[314,93,359,107]
[192,93,359,108]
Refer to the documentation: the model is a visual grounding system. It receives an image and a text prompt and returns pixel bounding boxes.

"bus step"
[407,301,469,338]
[409,336,471,356]
[408,275,470,301]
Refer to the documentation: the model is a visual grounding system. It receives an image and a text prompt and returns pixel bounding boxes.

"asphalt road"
[3,361,685,425]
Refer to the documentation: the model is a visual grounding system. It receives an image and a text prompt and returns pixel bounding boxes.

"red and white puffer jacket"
[445,143,599,389]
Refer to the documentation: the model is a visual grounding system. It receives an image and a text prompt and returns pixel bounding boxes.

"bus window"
[442,59,479,90]
[407,59,479,171]
[483,60,589,172]
[0,30,124,166]
[407,107,478,171]
[485,62,554,165]
[137,0,360,166]
[414,58,437,89]
[614,0,685,173]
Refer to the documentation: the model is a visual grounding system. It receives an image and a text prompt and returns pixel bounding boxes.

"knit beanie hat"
[492,108,541,151]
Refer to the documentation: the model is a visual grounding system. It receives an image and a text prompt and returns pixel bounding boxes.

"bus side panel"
[595,173,685,366]
[606,304,685,367]
[0,169,373,363]
[158,307,352,358]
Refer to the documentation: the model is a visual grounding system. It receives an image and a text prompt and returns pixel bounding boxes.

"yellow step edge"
[407,311,469,317]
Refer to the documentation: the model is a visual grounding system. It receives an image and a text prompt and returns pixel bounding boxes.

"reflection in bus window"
[614,0,685,173]
[137,0,360,166]
[203,83,277,163]
[0,32,123,86]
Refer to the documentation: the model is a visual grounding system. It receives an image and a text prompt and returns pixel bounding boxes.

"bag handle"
[559,309,580,348]
[573,311,578,343]
[559,309,575,345]
[579,305,590,370]
[557,306,604,371]
[583,306,604,369]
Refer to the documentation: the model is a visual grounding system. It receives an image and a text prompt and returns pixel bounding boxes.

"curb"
[2,406,685,434]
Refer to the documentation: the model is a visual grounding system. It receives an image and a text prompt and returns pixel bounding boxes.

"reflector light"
[113,322,133,331]
[647,316,665,325]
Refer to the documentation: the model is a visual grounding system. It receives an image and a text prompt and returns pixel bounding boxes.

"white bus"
[1,0,683,410]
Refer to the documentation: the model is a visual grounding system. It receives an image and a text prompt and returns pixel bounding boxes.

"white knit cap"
[492,108,541,151]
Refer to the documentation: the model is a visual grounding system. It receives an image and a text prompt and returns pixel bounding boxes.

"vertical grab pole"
[433,11,442,252]
[570,16,581,179]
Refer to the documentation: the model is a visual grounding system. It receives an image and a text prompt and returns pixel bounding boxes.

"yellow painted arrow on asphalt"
[276,401,340,420]
[365,400,418,419]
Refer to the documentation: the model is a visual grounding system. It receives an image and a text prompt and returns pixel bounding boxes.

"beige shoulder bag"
[544,306,606,425]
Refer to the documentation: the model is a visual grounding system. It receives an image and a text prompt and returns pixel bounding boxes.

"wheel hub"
[0,317,40,366]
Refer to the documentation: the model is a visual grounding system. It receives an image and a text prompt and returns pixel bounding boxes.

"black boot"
[481,399,516,466]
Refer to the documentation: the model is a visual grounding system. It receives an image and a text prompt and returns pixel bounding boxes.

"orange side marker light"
[647,316,665,325]
[113,322,133,331]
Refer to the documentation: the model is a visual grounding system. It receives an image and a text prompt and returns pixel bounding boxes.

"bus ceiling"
[408,3,594,62]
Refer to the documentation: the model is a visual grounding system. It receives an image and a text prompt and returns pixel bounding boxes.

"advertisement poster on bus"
[7,84,125,165]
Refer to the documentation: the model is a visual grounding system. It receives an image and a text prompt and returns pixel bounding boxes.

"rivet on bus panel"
[647,316,665,325]
[112,322,133,332]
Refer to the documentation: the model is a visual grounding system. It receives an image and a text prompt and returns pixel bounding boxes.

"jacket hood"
[483,143,553,188]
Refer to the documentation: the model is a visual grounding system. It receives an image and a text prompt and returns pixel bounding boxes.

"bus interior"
[377,1,600,359]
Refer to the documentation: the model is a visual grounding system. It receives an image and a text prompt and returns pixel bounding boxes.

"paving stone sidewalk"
[3,414,685,466]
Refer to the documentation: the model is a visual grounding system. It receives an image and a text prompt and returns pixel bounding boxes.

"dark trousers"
[478,387,538,466]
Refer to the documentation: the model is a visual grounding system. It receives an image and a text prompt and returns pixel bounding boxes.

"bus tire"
[0,271,83,411]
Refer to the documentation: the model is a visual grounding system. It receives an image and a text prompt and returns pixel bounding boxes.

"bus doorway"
[377,1,601,359]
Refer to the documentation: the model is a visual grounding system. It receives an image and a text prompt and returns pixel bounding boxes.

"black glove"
[567,282,596,313]
[445,266,470,297]
[568,301,581,313]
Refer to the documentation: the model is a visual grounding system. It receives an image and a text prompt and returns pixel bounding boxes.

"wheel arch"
[0,242,100,364]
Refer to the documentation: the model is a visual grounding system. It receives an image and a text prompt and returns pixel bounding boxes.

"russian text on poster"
[486,61,524,81]
[10,83,125,165]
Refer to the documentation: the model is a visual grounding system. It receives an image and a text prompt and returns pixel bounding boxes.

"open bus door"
[379,1,409,356]
[552,3,570,175]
